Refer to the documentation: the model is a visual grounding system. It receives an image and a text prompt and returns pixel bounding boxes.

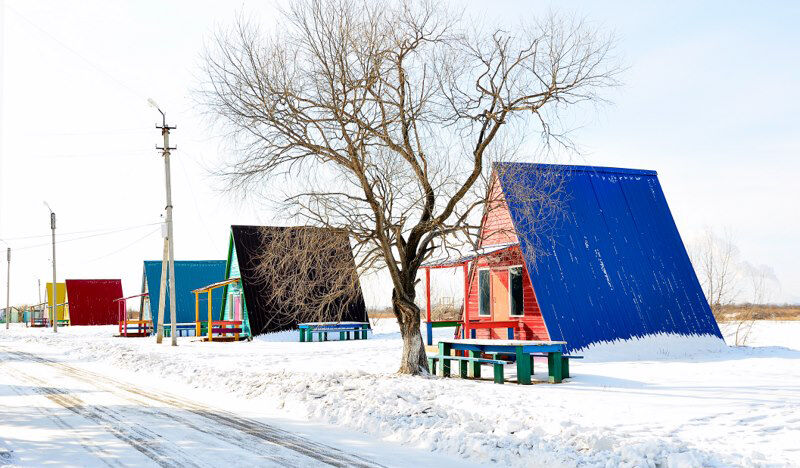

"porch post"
[462,262,469,339]
[207,290,213,342]
[194,292,200,337]
[425,267,431,323]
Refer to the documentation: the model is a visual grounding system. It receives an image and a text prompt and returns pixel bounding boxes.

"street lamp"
[148,98,178,346]
[44,201,57,333]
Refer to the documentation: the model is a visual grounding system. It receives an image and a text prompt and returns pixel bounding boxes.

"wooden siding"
[478,174,518,248]
[465,247,549,340]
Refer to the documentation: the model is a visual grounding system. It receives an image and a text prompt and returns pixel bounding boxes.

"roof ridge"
[493,161,657,177]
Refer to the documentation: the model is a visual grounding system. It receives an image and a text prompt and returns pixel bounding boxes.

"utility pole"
[149,99,178,346]
[155,235,168,343]
[44,202,57,333]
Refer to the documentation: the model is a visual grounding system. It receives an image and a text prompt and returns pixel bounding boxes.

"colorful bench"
[298,322,370,342]
[29,317,49,328]
[162,323,198,337]
[427,354,511,384]
[196,320,242,342]
[118,320,152,337]
[437,339,570,384]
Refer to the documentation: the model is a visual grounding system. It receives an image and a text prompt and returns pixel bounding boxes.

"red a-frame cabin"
[422,171,549,345]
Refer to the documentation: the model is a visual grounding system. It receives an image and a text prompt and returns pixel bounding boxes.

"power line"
[33,150,150,159]
[3,222,161,242]
[5,4,146,101]
[23,128,152,137]
[86,228,161,263]
[12,223,163,251]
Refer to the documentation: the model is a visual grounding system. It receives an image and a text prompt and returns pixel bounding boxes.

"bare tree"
[252,226,365,329]
[691,227,741,320]
[201,0,620,374]
[729,263,774,346]
[689,227,777,346]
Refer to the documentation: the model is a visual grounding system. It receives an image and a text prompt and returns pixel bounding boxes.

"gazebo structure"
[421,246,520,346]
[114,293,151,337]
[192,278,242,342]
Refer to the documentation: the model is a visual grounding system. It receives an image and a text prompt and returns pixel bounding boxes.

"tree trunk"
[393,292,429,375]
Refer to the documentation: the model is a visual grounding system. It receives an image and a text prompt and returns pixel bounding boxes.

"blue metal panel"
[497,163,722,351]
[142,260,227,325]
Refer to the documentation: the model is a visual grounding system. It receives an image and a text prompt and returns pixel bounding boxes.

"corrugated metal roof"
[496,162,722,351]
[226,225,368,336]
[142,260,226,324]
[65,279,123,325]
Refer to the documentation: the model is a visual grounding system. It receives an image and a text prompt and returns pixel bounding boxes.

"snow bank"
[2,321,798,467]
[579,332,728,362]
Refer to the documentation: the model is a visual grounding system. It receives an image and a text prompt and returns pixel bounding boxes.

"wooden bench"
[427,354,512,384]
[306,327,364,342]
[487,352,583,379]
[298,322,370,342]
[532,353,583,379]
[196,320,243,342]
[30,318,49,328]
[118,319,152,337]
[163,323,198,337]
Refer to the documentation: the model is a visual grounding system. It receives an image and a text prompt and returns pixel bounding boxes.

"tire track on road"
[1,348,384,468]
[0,367,124,468]
[0,362,202,468]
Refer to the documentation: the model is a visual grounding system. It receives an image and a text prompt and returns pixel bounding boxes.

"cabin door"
[232,294,242,321]
[491,269,510,322]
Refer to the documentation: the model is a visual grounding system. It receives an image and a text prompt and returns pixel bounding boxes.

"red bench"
[200,320,243,342]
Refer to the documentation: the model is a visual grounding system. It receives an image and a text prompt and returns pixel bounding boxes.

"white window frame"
[508,265,525,317]
[477,268,491,317]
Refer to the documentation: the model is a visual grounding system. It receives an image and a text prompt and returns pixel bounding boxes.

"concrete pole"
[155,236,168,343]
[150,99,178,347]
[51,211,57,333]
[162,123,178,346]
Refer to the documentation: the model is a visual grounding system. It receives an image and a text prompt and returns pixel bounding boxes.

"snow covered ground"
[1,320,798,467]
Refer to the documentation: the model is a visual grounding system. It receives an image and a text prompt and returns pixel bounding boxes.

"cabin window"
[478,269,490,316]
[509,266,524,317]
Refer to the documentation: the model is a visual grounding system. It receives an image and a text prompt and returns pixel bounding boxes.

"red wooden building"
[422,171,548,342]
[65,279,123,326]
[423,163,722,351]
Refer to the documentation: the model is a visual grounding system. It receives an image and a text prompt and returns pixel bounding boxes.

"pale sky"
[0,0,797,308]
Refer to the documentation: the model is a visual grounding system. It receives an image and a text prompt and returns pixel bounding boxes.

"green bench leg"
[548,352,563,383]
[438,342,452,377]
[493,363,504,384]
[516,348,532,385]
[469,350,481,378]
[427,357,437,376]
[299,328,306,342]
[361,325,368,339]
[459,360,468,378]
[562,357,570,379]
[339,331,345,340]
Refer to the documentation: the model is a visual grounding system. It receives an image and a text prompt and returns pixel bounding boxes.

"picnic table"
[436,338,570,384]
[298,322,370,342]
